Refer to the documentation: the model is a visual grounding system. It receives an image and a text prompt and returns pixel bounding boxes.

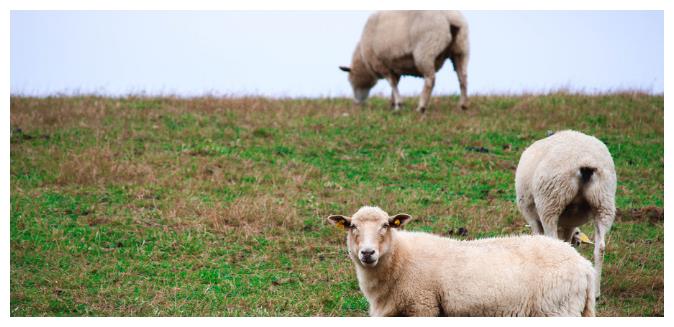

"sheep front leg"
[593,209,614,299]
[417,73,436,113]
[386,75,402,111]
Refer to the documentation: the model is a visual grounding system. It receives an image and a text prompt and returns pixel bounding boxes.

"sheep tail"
[579,167,597,184]
[450,24,461,40]
[448,12,469,55]
[582,272,596,317]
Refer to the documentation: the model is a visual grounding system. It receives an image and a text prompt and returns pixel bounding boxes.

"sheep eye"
[382,224,389,229]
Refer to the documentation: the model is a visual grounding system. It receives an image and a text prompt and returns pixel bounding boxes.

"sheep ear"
[389,214,412,228]
[339,66,351,72]
[328,215,352,230]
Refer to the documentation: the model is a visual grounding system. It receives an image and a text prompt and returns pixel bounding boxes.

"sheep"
[338,11,470,113]
[327,206,596,316]
[515,130,617,299]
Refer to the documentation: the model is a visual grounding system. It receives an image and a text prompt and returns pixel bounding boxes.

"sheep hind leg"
[451,53,469,110]
[593,209,614,299]
[534,179,578,240]
[534,198,563,239]
[520,202,543,235]
[416,73,436,113]
[540,215,560,239]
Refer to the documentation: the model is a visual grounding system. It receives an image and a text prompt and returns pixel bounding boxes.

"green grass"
[10,93,663,316]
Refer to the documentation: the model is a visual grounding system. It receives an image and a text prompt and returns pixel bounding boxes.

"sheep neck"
[350,44,378,88]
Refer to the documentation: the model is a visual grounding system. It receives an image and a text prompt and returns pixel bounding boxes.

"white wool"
[329,206,596,316]
[515,130,617,298]
[342,11,470,112]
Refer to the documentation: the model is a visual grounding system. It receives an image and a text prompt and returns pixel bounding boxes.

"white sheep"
[339,11,470,112]
[515,130,617,298]
[328,206,596,316]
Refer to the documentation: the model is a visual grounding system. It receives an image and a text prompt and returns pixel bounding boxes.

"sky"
[10,11,664,97]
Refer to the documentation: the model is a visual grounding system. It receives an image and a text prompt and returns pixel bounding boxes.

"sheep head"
[328,206,411,268]
[339,43,377,104]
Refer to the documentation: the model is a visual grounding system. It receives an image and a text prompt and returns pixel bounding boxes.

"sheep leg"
[592,209,614,299]
[535,200,562,239]
[519,202,543,234]
[531,221,544,235]
[534,179,578,239]
[417,73,436,113]
[540,217,559,239]
[451,53,469,110]
[386,75,403,111]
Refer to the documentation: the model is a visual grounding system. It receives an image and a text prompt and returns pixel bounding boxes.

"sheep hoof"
[459,99,469,110]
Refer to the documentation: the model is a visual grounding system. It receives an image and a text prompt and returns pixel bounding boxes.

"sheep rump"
[515,130,617,298]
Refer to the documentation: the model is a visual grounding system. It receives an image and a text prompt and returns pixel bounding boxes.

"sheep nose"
[360,249,375,257]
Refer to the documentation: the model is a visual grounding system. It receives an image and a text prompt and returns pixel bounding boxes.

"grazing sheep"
[327,206,596,316]
[515,130,617,298]
[339,11,470,112]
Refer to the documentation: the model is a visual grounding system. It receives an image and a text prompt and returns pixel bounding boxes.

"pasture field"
[10,93,663,316]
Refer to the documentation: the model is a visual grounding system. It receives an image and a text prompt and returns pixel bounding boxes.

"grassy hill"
[10,93,663,316]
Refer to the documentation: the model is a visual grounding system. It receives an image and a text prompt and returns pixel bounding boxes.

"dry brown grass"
[57,147,157,186]
[10,94,663,316]
[195,194,300,236]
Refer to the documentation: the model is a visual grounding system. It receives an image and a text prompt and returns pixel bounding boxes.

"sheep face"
[328,206,411,268]
[353,87,372,104]
[339,45,378,104]
[339,66,377,105]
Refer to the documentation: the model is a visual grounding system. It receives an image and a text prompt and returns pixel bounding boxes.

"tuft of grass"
[10,93,663,316]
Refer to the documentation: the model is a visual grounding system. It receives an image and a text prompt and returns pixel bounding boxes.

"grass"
[10,93,663,316]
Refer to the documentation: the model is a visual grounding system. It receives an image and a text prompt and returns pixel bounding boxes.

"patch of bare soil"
[616,206,663,224]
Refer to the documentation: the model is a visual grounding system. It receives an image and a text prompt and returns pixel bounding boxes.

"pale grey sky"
[10,11,664,97]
